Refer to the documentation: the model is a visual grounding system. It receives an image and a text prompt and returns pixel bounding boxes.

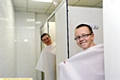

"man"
[36,33,56,80]
[59,24,104,80]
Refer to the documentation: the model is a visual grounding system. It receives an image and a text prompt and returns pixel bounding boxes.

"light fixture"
[53,1,58,6]
[31,0,52,2]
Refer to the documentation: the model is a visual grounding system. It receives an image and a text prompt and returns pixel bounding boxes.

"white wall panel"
[68,7,103,57]
[15,12,36,80]
[103,0,120,80]
[49,22,56,42]
[43,22,48,33]
[55,1,68,80]
[0,0,16,77]
[35,14,48,28]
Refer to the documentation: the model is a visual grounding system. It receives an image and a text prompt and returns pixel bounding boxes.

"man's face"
[74,26,94,50]
[42,35,52,46]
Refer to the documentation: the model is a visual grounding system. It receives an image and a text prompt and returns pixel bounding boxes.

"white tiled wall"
[15,12,49,80]
[0,0,16,77]
[15,12,36,79]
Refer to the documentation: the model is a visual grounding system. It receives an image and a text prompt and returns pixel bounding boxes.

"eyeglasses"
[74,33,92,41]
[42,37,49,42]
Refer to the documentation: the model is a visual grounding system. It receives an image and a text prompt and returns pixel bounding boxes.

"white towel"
[36,42,56,80]
[59,44,104,80]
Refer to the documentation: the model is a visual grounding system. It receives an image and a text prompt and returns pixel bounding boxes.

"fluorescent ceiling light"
[31,0,52,2]
[53,1,58,6]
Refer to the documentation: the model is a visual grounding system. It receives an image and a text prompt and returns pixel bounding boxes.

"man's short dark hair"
[41,33,50,40]
[75,24,93,34]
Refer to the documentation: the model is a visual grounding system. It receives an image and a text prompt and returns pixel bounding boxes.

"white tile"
[0,0,16,77]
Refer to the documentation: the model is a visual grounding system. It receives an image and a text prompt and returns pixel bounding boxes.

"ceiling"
[12,0,102,15]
